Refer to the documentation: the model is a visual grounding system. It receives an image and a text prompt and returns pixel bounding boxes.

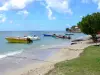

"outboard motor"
[27,38,32,43]
[68,36,71,39]
[63,36,65,39]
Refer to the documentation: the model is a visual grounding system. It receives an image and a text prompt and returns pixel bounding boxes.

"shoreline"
[0,41,71,75]
[0,41,71,59]
[4,38,94,75]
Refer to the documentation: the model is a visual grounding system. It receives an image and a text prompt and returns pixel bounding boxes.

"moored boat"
[43,34,52,36]
[5,37,33,43]
[65,33,74,35]
[54,34,71,39]
[27,35,40,40]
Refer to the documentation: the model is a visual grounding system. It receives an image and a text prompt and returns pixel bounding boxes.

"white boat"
[27,36,40,40]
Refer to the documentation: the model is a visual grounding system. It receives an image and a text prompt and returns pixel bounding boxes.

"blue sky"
[0,0,100,31]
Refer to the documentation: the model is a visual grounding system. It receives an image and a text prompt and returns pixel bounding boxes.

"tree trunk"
[91,34,97,43]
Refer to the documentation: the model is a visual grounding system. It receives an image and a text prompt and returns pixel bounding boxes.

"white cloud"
[66,24,71,28]
[40,1,46,6]
[0,0,72,20]
[1,17,6,23]
[17,10,29,16]
[44,0,72,20]
[45,0,72,14]
[0,3,8,11]
[80,16,83,18]
[81,0,100,9]
[92,0,100,9]
[0,14,6,23]
[39,1,56,20]
[0,0,34,11]
[46,6,56,20]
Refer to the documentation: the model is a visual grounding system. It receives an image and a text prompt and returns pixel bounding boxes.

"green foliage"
[66,25,78,32]
[78,12,100,34]
[71,26,76,31]
[66,28,70,31]
[66,28,72,32]
[78,12,100,42]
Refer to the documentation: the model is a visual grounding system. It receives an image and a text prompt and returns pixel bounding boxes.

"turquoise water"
[0,31,86,75]
[0,31,86,58]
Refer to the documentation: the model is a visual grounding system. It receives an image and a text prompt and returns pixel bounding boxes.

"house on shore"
[66,26,81,33]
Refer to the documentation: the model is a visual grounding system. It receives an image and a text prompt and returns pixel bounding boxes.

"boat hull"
[43,34,52,36]
[65,33,74,35]
[27,36,40,40]
[5,37,32,43]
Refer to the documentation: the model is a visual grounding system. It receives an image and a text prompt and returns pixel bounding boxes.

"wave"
[39,42,70,50]
[0,49,23,59]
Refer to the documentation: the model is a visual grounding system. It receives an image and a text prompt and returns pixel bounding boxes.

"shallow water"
[0,31,87,75]
[0,31,86,58]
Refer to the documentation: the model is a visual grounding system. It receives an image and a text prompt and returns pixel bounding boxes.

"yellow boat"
[5,37,33,43]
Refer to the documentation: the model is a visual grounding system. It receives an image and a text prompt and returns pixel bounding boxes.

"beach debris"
[72,39,84,42]
[71,42,77,45]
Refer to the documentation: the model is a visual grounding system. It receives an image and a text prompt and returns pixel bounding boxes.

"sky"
[0,0,100,31]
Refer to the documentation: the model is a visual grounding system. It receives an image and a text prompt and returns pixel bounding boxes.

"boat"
[43,34,52,36]
[27,36,40,40]
[65,33,74,35]
[57,35,67,39]
[56,35,71,39]
[5,37,33,43]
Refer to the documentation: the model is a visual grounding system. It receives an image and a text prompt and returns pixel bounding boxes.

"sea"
[0,31,86,59]
[0,31,87,75]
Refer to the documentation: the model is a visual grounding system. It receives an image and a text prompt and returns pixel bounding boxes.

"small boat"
[56,35,71,39]
[43,34,52,36]
[5,37,33,43]
[27,36,40,40]
[65,33,74,35]
[57,35,67,39]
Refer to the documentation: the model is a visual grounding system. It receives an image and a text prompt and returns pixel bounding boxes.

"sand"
[4,39,95,75]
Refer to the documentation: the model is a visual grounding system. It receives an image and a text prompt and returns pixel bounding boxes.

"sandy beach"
[3,38,95,75]
[1,0,100,75]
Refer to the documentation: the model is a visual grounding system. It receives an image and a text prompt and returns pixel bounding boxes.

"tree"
[71,25,76,31]
[66,28,70,32]
[66,28,72,32]
[78,12,100,42]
